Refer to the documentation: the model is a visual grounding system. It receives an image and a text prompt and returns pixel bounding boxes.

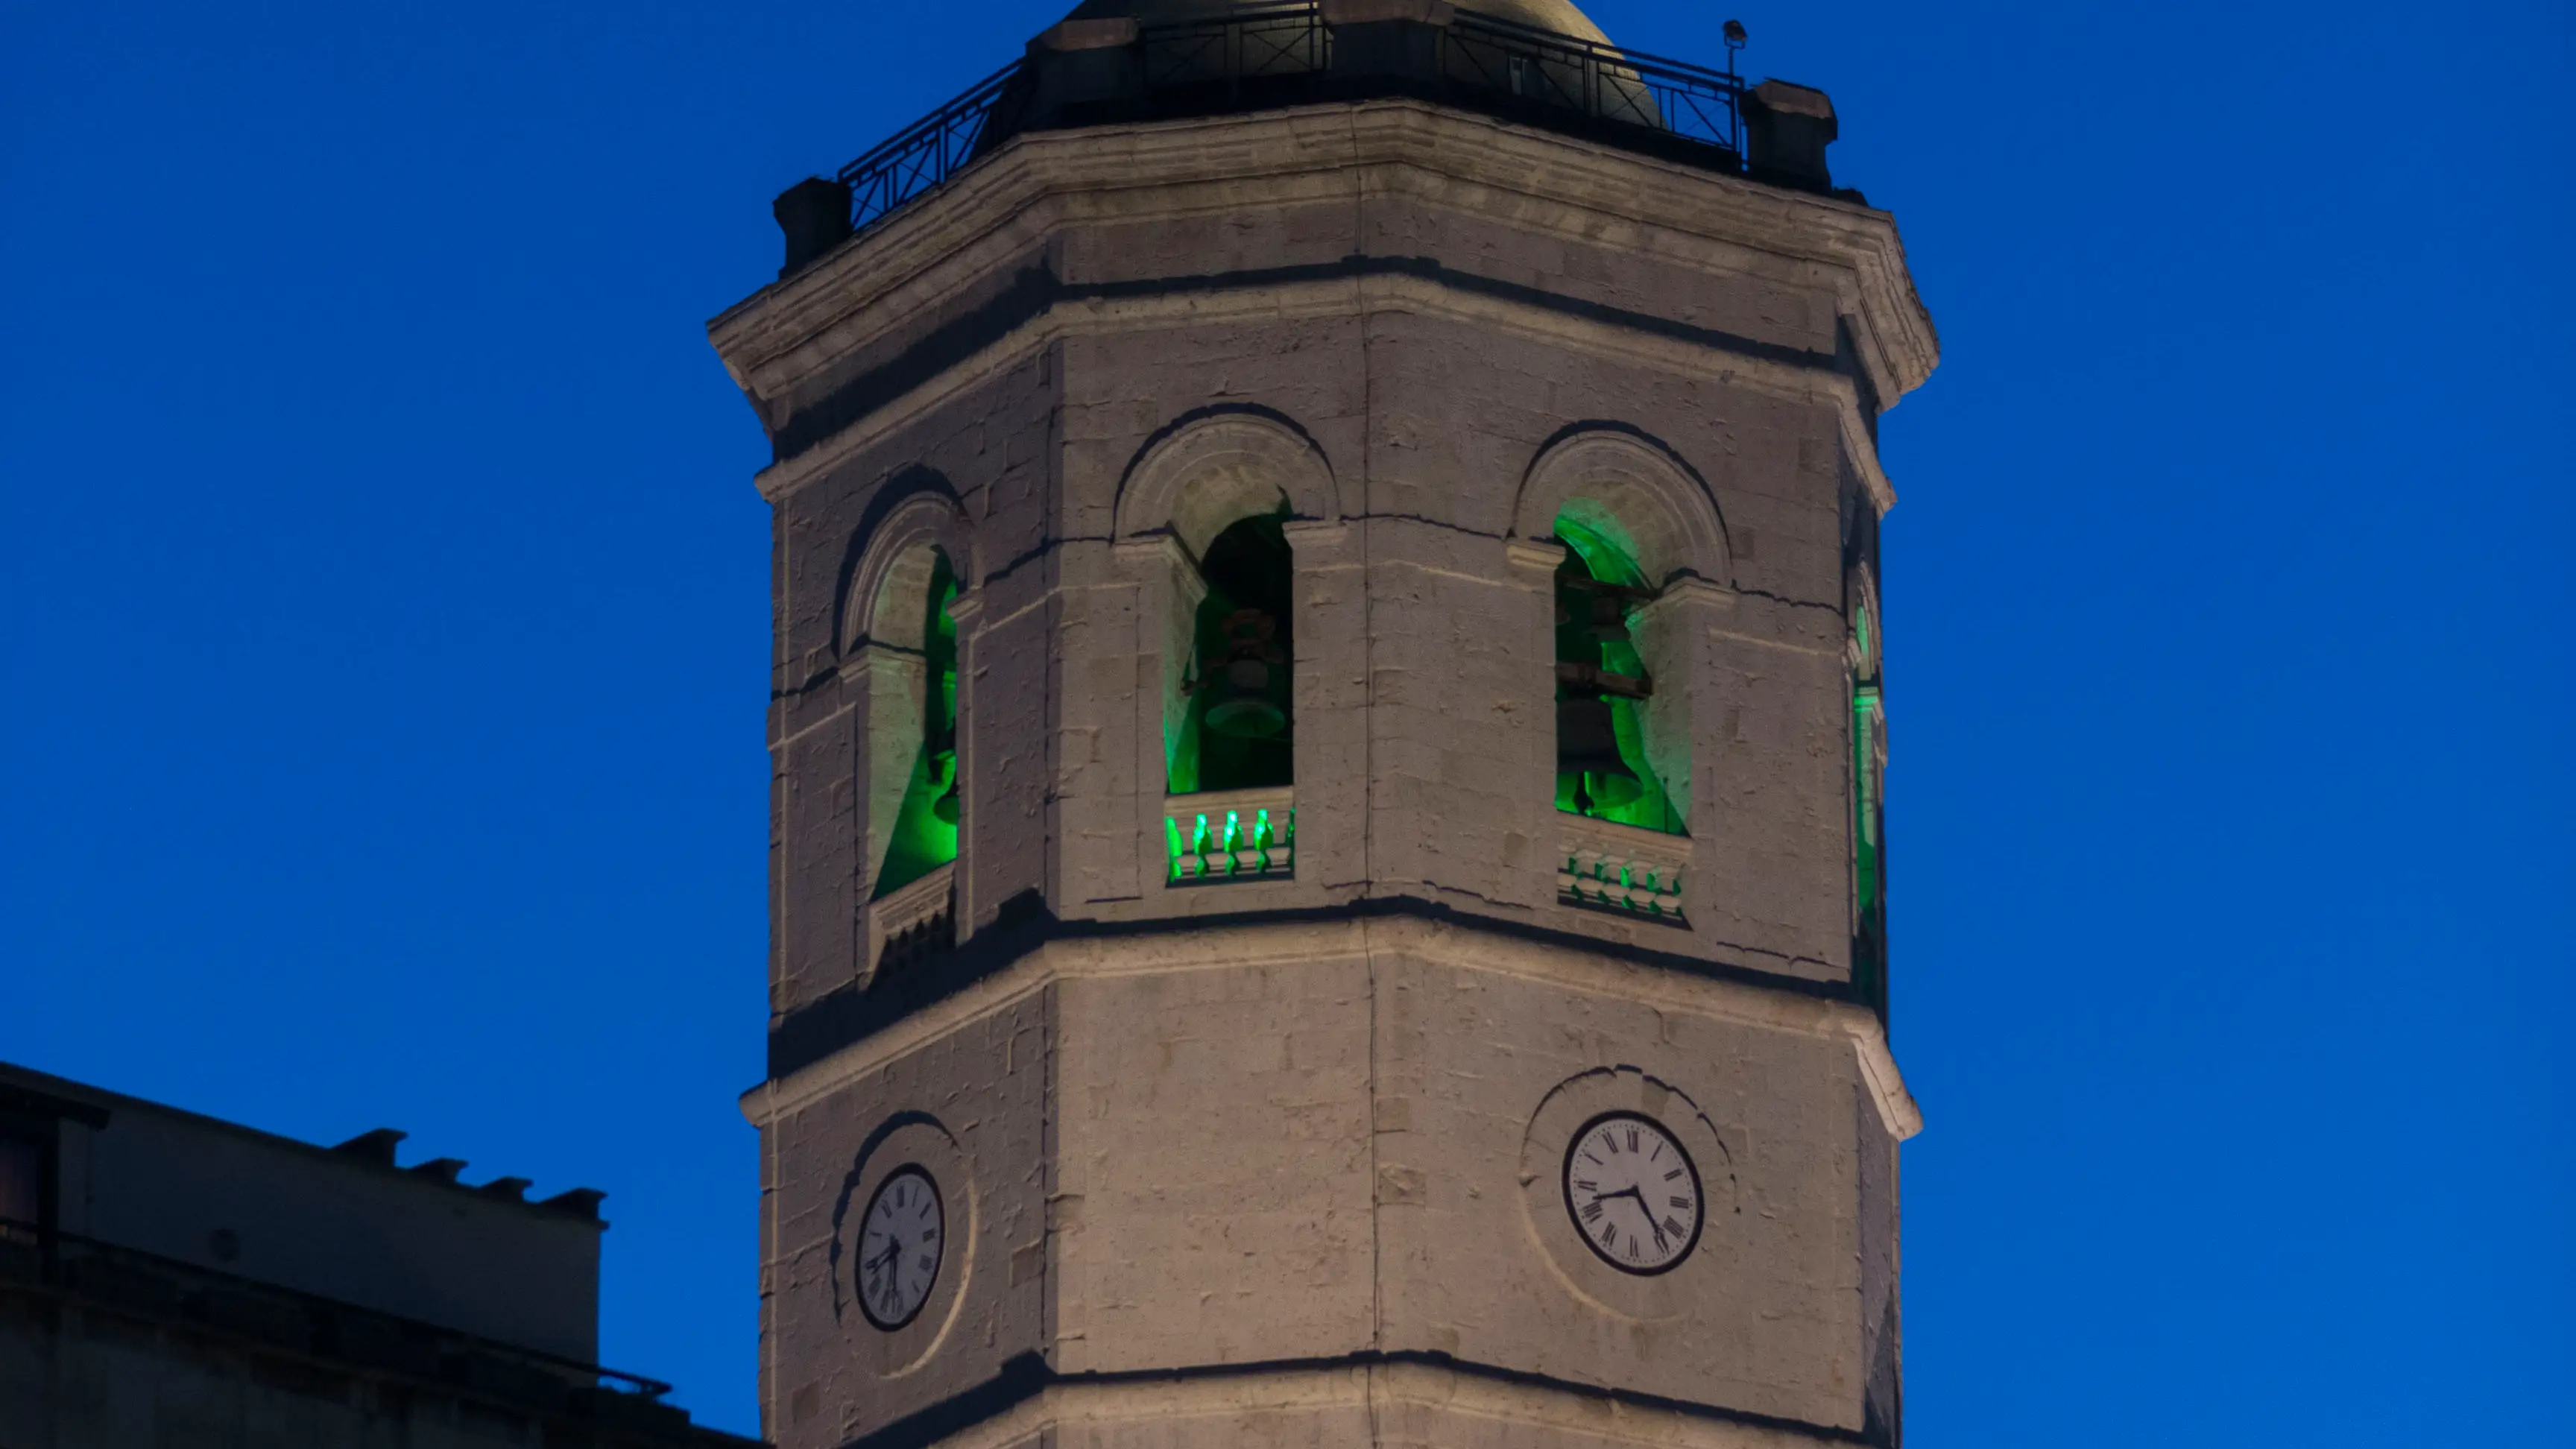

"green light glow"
[1170,511,1294,797]
[1553,511,1685,837]
[1555,513,1648,589]
[1168,804,1296,882]
[874,553,962,900]
[1559,848,1685,920]
[1850,607,1887,1008]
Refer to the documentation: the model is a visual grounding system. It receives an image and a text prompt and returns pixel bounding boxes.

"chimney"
[1743,80,1838,192]
[774,177,855,278]
[330,1128,407,1166]
[540,1187,608,1222]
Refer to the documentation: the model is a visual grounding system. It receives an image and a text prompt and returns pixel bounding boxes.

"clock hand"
[1597,1187,1679,1251]
[1597,1185,1650,1213]
[867,1237,901,1284]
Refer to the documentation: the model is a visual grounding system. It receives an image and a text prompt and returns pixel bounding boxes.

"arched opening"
[1553,508,1684,836]
[1849,578,1887,1013]
[873,549,960,900]
[1169,508,1294,795]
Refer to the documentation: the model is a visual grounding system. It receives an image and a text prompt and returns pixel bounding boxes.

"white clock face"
[857,1167,945,1330]
[1562,1112,1703,1275]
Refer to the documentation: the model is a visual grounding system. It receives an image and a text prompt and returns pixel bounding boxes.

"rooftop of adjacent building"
[1,1059,609,1225]
[1,1059,606,1354]
[0,1058,745,1445]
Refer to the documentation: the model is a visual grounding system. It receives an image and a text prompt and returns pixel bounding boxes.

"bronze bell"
[1584,587,1632,645]
[1557,696,1644,807]
[929,750,960,824]
[1560,579,1634,645]
[1203,610,1288,739]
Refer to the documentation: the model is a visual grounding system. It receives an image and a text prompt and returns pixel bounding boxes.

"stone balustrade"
[1559,814,1690,923]
[868,862,956,978]
[1165,787,1296,884]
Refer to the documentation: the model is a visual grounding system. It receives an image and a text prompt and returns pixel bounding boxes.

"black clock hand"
[1597,1185,1650,1215]
[1597,1185,1677,1246]
[1607,1186,1682,1251]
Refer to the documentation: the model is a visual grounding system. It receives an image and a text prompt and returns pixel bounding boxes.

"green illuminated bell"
[1205,658,1287,739]
[1203,609,1289,739]
[1581,771,1646,809]
[1581,587,1632,645]
[930,751,961,823]
[1558,697,1643,807]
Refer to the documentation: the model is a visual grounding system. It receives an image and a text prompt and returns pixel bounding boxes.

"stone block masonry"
[715,80,1933,1449]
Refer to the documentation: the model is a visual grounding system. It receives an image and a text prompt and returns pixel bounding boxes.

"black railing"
[827,3,1753,244]
[0,1215,678,1404]
[836,61,1026,233]
[1139,3,1333,89]
[1442,10,1746,153]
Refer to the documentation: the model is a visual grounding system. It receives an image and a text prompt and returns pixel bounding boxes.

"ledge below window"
[1166,787,1295,885]
[869,862,956,979]
[1559,813,1690,924]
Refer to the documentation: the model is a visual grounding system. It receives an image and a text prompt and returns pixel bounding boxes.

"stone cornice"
[710,97,1937,455]
[822,1357,1869,1449]
[740,265,1889,508]
[739,912,1919,1141]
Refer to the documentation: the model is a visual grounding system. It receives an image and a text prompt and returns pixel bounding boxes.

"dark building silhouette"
[0,1061,751,1448]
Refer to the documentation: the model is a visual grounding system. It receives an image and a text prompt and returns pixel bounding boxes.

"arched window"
[1553,509,1684,836]
[872,549,960,900]
[1849,575,1887,1011]
[1169,508,1294,795]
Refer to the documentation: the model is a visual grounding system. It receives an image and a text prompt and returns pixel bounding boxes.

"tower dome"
[1061,0,1614,46]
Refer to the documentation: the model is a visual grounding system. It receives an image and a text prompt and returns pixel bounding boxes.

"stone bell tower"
[711,2,1936,1446]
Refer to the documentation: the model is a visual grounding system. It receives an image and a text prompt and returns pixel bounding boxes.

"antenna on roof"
[1722,22,1750,152]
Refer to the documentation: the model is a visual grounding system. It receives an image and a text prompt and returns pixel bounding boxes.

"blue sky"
[2,1,2568,1440]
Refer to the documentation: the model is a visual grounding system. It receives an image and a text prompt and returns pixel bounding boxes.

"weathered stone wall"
[757,995,1052,1445]
[715,93,1934,1449]
[748,921,1915,1448]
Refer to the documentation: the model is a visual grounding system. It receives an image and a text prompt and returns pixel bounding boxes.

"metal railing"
[1443,10,1746,153]
[1140,3,1333,89]
[836,60,1026,234]
[827,3,1750,242]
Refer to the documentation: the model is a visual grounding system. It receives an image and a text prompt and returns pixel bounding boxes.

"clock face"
[1562,1111,1703,1276]
[857,1167,945,1330]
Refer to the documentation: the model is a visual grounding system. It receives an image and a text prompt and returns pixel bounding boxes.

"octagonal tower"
[711,4,1937,1446]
